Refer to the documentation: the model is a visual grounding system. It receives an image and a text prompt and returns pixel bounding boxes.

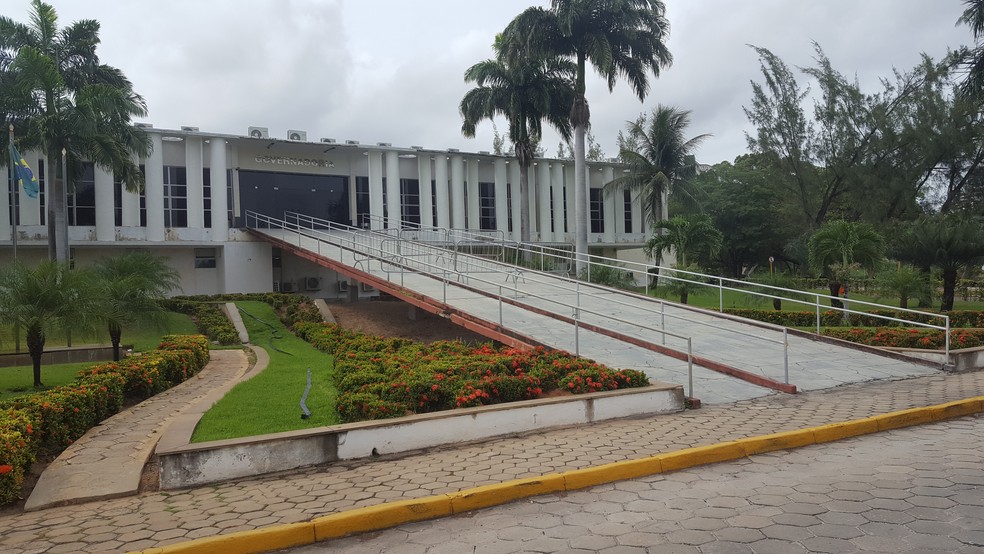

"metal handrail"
[249,210,701,397]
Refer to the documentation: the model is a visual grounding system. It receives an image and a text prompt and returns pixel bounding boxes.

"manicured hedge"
[294,322,650,423]
[723,308,984,329]
[822,328,984,350]
[162,293,323,345]
[0,335,209,505]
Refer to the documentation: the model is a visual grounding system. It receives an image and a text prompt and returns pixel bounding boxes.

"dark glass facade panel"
[203,168,211,228]
[163,166,188,228]
[355,176,369,228]
[590,188,604,234]
[69,163,96,226]
[479,182,495,231]
[623,189,632,233]
[239,170,350,228]
[400,178,420,227]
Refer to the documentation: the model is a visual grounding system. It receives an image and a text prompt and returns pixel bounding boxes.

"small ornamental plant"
[295,322,651,423]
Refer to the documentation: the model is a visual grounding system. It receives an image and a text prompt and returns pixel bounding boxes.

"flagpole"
[7,125,17,262]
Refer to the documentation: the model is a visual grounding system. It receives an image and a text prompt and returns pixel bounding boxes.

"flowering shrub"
[724,308,984,329]
[298,323,651,423]
[822,327,984,350]
[0,335,209,505]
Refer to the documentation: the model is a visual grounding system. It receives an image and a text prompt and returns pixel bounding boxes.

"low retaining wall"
[157,384,684,490]
[891,346,984,372]
[0,345,130,368]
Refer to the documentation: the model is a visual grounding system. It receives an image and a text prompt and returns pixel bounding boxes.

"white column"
[94,165,115,241]
[0,162,9,241]
[418,155,433,229]
[368,151,383,230]
[121,155,140,227]
[209,138,228,242]
[185,136,204,230]
[508,162,522,242]
[467,158,480,230]
[434,156,450,229]
[603,166,616,243]
[145,134,165,241]
[493,159,508,235]
[537,162,552,242]
[527,165,538,236]
[554,163,566,238]
[450,154,465,229]
[385,150,400,229]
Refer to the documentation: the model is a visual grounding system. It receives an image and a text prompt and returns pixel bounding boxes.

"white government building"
[1,126,652,298]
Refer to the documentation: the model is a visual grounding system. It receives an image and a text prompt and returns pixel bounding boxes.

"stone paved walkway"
[23,350,250,511]
[0,367,981,553]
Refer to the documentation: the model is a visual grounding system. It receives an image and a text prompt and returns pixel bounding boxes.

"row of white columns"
[0,135,228,244]
[365,153,640,243]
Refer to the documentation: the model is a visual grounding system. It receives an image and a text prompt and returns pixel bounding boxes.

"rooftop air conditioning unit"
[479,151,490,155]
[181,126,200,132]
[377,142,392,147]
[411,145,423,150]
[447,148,459,153]
[281,281,296,293]
[304,277,321,291]
[248,126,269,139]
[320,138,337,144]
[345,139,360,145]
[287,130,307,141]
[337,280,349,293]
[134,122,153,129]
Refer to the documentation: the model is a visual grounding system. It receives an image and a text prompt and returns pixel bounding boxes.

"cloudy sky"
[0,0,973,164]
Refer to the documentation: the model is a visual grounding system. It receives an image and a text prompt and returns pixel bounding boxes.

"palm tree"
[460,45,575,244]
[893,214,984,311]
[958,0,984,97]
[502,0,672,273]
[0,261,97,387]
[605,105,710,227]
[93,252,181,361]
[644,214,723,268]
[808,220,885,307]
[0,0,151,262]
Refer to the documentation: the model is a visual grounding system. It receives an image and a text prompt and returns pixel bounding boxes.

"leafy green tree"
[93,252,181,361]
[875,263,930,310]
[0,261,96,387]
[503,0,672,272]
[605,105,709,229]
[808,220,885,307]
[0,1,150,261]
[957,0,984,97]
[893,214,984,311]
[460,47,574,244]
[644,214,723,268]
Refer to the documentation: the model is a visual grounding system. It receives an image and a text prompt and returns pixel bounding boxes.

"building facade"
[1,126,651,298]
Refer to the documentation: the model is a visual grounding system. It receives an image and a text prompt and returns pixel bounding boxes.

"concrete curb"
[135,395,984,554]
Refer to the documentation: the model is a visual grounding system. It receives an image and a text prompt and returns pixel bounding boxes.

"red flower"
[0,465,13,475]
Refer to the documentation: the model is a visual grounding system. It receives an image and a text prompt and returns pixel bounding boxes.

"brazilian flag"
[8,142,39,199]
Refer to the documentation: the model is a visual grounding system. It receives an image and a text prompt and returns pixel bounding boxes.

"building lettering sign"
[254,155,334,168]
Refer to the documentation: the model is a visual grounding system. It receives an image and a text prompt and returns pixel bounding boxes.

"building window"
[163,166,187,227]
[37,159,45,226]
[563,186,569,233]
[194,248,217,269]
[590,188,604,234]
[400,178,420,227]
[506,182,513,233]
[623,189,632,233]
[203,168,211,228]
[431,179,438,226]
[479,182,496,231]
[67,163,96,226]
[355,176,369,227]
[113,178,123,226]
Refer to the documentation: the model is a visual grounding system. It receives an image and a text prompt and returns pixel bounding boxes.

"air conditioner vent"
[345,139,360,145]
[134,122,153,129]
[377,142,392,147]
[304,277,321,291]
[281,281,296,293]
[337,280,349,293]
[181,126,200,132]
[248,126,269,139]
[287,130,307,141]
[360,282,376,293]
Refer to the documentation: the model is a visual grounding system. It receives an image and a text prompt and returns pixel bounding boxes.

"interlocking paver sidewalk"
[1,366,981,553]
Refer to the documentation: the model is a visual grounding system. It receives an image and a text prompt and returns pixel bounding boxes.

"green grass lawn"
[191,301,339,442]
[0,311,198,354]
[0,311,198,402]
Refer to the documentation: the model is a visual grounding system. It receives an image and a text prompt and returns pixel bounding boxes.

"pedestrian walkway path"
[1,362,981,553]
[23,350,251,511]
[252,224,940,404]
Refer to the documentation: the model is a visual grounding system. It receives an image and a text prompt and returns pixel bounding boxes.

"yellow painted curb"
[871,406,940,431]
[812,418,880,444]
[313,495,453,542]
[563,456,664,491]
[450,474,565,514]
[735,429,816,456]
[152,521,314,554]
[934,397,984,420]
[656,441,746,472]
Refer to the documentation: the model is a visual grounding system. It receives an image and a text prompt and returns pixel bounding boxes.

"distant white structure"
[0,126,651,298]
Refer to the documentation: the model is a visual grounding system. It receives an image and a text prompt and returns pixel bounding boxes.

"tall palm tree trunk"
[47,146,69,262]
[572,56,590,276]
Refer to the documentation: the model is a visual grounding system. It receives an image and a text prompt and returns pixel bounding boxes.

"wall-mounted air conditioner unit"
[181,126,200,132]
[304,277,321,291]
[337,281,349,293]
[320,138,336,144]
[273,280,281,293]
[345,139,360,145]
[281,281,296,293]
[360,282,376,293]
[248,126,269,139]
[287,130,307,141]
